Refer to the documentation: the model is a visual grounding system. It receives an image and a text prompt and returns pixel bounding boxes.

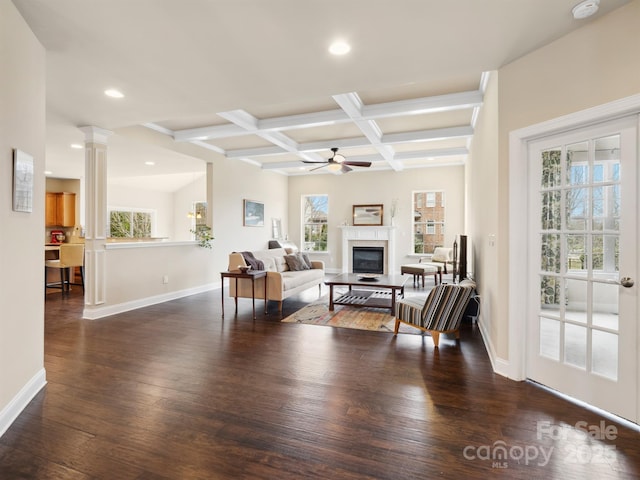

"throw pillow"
[274,255,289,272]
[301,252,312,269]
[284,253,310,271]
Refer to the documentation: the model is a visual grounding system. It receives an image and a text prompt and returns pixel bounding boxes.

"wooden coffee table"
[325,273,409,314]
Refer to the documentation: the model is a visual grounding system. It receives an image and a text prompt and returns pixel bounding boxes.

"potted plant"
[190,225,214,249]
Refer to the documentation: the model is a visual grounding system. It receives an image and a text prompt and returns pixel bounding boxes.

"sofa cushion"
[252,248,288,272]
[274,256,289,272]
[284,253,310,271]
[280,268,324,290]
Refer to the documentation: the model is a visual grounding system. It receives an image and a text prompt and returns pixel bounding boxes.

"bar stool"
[45,244,85,294]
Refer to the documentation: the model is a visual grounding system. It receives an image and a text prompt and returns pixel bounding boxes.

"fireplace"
[353,246,384,274]
[339,226,396,274]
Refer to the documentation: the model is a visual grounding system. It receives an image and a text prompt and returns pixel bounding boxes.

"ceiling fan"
[303,148,372,173]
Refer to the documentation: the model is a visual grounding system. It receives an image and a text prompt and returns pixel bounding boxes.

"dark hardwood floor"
[1,281,639,479]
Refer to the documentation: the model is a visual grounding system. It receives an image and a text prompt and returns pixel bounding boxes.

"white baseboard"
[0,368,47,438]
[476,318,512,379]
[83,282,220,320]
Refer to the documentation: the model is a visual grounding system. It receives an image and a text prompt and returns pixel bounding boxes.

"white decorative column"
[80,126,112,314]
[339,226,396,274]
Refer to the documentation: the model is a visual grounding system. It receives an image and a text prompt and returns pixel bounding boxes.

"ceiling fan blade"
[310,164,329,172]
[343,161,372,168]
[341,164,352,173]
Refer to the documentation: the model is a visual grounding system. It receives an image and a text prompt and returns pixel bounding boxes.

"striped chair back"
[421,284,474,331]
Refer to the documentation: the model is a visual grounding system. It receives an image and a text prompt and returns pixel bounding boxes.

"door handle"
[620,277,635,288]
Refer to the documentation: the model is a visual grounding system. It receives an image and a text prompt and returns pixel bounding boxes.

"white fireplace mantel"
[339,226,396,274]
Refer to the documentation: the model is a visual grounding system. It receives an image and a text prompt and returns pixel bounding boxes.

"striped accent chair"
[394,281,475,347]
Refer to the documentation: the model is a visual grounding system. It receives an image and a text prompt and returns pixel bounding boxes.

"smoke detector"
[572,0,600,19]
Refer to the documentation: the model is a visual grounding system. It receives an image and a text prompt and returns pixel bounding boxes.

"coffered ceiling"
[12,0,631,190]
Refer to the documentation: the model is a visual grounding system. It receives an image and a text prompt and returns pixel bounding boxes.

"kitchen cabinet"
[46,192,76,227]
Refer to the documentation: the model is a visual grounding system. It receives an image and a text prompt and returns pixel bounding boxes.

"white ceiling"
[12,0,631,191]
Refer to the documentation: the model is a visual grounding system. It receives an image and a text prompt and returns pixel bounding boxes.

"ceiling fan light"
[328,163,342,172]
[333,154,345,164]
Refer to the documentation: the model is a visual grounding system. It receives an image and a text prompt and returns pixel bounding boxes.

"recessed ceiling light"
[329,40,351,56]
[144,161,155,166]
[572,0,599,19]
[70,143,83,149]
[44,170,53,175]
[104,88,124,98]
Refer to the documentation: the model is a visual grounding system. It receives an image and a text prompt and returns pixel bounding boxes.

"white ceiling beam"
[258,109,349,131]
[173,123,248,142]
[218,110,259,131]
[220,109,327,164]
[227,126,472,159]
[226,145,288,158]
[173,90,483,142]
[333,92,403,171]
[362,90,483,119]
[383,126,474,144]
[190,140,226,155]
[298,137,370,153]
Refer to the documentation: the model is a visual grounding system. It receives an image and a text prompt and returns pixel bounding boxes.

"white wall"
[210,156,289,271]
[467,72,502,361]
[0,1,46,434]
[288,167,465,273]
[491,0,640,360]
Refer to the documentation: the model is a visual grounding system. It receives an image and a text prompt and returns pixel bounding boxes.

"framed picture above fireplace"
[352,204,383,226]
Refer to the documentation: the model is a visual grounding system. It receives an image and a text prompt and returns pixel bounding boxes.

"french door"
[526,116,638,421]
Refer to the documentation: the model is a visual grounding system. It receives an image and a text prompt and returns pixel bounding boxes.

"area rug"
[281,297,423,335]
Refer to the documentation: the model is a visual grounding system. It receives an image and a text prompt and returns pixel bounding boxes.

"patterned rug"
[281,296,423,335]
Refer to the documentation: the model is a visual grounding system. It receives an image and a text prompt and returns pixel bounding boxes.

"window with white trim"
[412,191,445,254]
[301,194,328,252]
[108,208,155,238]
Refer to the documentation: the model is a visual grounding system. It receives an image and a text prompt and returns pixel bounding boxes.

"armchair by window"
[394,281,475,347]
[419,246,454,274]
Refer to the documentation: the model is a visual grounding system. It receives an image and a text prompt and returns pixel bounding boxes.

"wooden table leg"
[221,273,225,318]
[329,284,335,311]
[264,275,268,314]
[390,287,396,314]
[234,278,238,314]
[251,276,256,319]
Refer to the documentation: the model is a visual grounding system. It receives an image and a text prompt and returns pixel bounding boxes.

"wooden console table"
[220,270,267,319]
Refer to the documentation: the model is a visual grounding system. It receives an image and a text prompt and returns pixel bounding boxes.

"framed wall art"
[12,149,34,213]
[352,204,383,226]
[243,199,264,227]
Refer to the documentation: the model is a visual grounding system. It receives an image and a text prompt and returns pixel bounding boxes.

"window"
[190,202,207,235]
[413,191,445,254]
[426,192,436,207]
[109,208,154,238]
[302,194,328,252]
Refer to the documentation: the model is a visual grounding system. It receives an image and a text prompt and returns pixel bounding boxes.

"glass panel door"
[527,117,637,421]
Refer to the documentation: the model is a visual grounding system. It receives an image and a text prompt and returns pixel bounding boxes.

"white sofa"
[227,248,324,313]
